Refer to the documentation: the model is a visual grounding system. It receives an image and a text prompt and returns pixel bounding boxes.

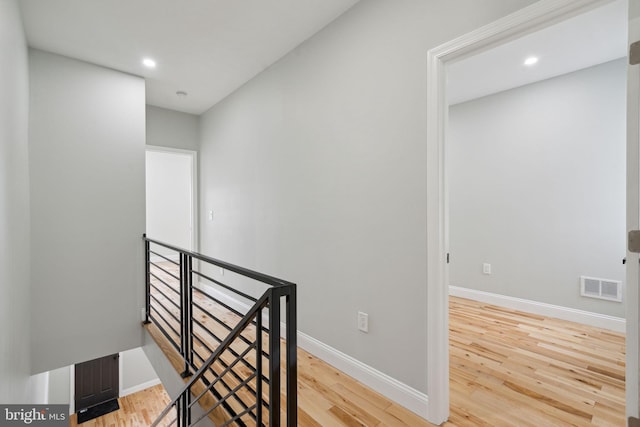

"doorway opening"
[425,0,630,424]
[145,146,198,254]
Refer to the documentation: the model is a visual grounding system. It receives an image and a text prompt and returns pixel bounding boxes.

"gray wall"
[29,49,146,373]
[47,366,70,405]
[121,347,158,392]
[449,59,626,318]
[0,0,46,403]
[146,105,199,151]
[198,0,534,393]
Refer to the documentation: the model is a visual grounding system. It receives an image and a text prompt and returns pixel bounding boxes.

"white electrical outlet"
[208,210,214,221]
[483,263,491,275]
[357,311,369,333]
[220,267,225,276]
[140,307,146,322]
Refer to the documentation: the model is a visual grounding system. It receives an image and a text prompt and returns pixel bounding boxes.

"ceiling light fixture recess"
[142,58,157,68]
[524,56,539,66]
[176,90,188,97]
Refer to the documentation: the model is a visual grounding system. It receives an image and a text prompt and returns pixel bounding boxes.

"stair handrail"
[144,235,297,427]
[151,291,269,426]
[144,236,295,288]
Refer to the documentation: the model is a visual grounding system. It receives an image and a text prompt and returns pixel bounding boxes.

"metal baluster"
[256,310,263,426]
[186,254,193,371]
[286,286,297,426]
[268,289,281,427]
[144,235,151,324]
[180,253,190,378]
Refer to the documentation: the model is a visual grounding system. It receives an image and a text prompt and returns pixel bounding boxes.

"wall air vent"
[580,276,622,302]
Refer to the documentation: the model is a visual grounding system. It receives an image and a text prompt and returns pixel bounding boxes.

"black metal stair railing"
[143,235,297,426]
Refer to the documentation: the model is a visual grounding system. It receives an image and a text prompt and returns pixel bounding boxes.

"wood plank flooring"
[448,297,625,427]
[68,384,172,427]
[145,320,435,427]
[92,257,625,426]
[147,260,435,426]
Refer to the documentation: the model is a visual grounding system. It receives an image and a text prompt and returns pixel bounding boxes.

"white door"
[627,1,640,423]
[145,147,197,255]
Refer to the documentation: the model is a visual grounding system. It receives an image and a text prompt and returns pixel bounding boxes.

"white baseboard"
[449,286,625,333]
[196,281,254,313]
[121,378,162,397]
[197,281,429,418]
[295,330,428,418]
[150,253,179,264]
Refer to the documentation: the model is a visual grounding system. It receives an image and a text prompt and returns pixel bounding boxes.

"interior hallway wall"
[120,347,159,394]
[449,58,626,318]
[47,366,70,405]
[146,105,199,151]
[198,0,535,393]
[0,0,46,403]
[29,49,146,374]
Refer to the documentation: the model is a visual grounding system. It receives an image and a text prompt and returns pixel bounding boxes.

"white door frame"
[627,2,640,420]
[425,0,620,423]
[145,145,199,253]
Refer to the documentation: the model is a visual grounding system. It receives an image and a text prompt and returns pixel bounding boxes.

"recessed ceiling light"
[142,58,156,68]
[524,56,539,66]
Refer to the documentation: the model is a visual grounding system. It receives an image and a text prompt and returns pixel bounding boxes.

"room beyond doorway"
[425,0,630,423]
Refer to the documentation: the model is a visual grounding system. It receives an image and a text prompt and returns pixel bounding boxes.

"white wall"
[449,58,626,318]
[0,0,39,403]
[120,347,159,394]
[29,49,146,374]
[146,105,199,151]
[198,0,535,393]
[47,366,70,405]
[146,150,194,252]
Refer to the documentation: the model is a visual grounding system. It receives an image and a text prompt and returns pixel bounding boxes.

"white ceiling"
[447,0,628,105]
[18,0,360,114]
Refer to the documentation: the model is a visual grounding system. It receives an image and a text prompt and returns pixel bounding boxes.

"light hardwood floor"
[146,259,437,426]
[145,296,624,426]
[448,297,625,427]
[88,258,626,426]
[68,384,172,427]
